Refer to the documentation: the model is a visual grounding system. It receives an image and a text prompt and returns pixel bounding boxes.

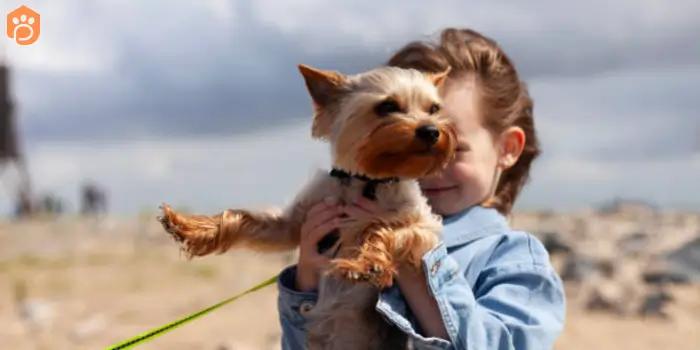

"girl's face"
[419,78,513,217]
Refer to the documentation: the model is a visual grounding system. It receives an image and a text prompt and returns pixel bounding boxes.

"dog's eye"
[374,99,401,117]
[428,103,441,115]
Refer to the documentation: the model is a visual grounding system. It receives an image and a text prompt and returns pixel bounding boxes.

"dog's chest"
[303,175,421,350]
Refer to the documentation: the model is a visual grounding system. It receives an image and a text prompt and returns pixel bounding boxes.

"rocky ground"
[1,202,699,350]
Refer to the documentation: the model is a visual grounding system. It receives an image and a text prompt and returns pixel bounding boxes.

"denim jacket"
[277,206,566,349]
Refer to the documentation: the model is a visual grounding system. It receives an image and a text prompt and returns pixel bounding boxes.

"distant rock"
[560,255,605,282]
[642,263,692,285]
[538,231,573,256]
[638,290,674,318]
[597,199,659,216]
[641,236,700,286]
[616,232,649,257]
[584,281,629,316]
[663,236,700,283]
[508,202,700,320]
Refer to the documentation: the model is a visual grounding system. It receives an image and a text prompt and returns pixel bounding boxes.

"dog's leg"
[330,224,398,289]
[158,203,300,258]
[389,220,441,273]
[330,217,440,288]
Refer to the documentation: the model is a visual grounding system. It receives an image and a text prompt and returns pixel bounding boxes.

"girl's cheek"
[451,161,474,178]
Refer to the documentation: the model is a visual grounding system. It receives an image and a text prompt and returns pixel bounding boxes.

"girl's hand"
[341,196,384,221]
[296,199,343,292]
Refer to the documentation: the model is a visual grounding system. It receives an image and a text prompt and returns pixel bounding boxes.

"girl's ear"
[498,126,525,169]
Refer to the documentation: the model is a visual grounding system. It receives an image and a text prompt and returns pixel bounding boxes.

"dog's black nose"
[415,124,440,145]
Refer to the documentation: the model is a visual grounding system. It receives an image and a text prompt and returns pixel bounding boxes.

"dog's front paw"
[156,203,222,258]
[158,204,188,243]
[330,257,396,289]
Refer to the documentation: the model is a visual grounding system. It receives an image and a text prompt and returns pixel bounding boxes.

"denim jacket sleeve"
[377,232,566,350]
[277,265,318,350]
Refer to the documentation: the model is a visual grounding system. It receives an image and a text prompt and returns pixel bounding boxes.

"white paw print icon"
[12,14,36,26]
[10,13,38,44]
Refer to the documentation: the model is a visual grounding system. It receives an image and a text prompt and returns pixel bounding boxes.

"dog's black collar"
[328,168,398,184]
[328,168,399,201]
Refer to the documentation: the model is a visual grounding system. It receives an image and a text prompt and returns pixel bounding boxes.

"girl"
[277,28,566,350]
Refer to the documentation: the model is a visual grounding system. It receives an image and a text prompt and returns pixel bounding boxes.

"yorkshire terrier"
[158,64,456,349]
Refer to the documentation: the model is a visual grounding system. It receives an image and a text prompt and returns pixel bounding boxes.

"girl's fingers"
[305,201,333,220]
[342,200,383,218]
[341,204,369,219]
[308,218,341,244]
[352,196,380,212]
[304,206,341,233]
[338,217,360,228]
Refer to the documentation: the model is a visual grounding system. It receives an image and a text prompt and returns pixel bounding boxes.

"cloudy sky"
[1,0,699,215]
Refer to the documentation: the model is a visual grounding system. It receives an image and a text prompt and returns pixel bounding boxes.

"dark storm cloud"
[10,0,700,147]
[17,47,383,141]
[14,0,387,142]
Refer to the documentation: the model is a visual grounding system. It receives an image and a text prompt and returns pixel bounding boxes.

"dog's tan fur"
[158,64,456,349]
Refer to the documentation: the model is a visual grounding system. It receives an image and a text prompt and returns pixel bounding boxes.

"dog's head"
[298,64,457,179]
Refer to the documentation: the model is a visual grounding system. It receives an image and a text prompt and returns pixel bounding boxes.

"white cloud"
[0,120,331,215]
[203,0,238,24]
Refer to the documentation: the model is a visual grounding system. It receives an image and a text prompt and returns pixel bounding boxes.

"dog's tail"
[158,203,300,258]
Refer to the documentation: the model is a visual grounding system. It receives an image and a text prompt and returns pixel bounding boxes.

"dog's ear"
[427,67,451,87]
[298,64,349,106]
[298,64,349,140]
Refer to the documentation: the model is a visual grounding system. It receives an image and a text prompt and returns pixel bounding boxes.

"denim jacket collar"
[440,205,509,248]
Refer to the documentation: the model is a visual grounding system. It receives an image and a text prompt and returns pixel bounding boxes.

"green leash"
[103,274,278,350]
